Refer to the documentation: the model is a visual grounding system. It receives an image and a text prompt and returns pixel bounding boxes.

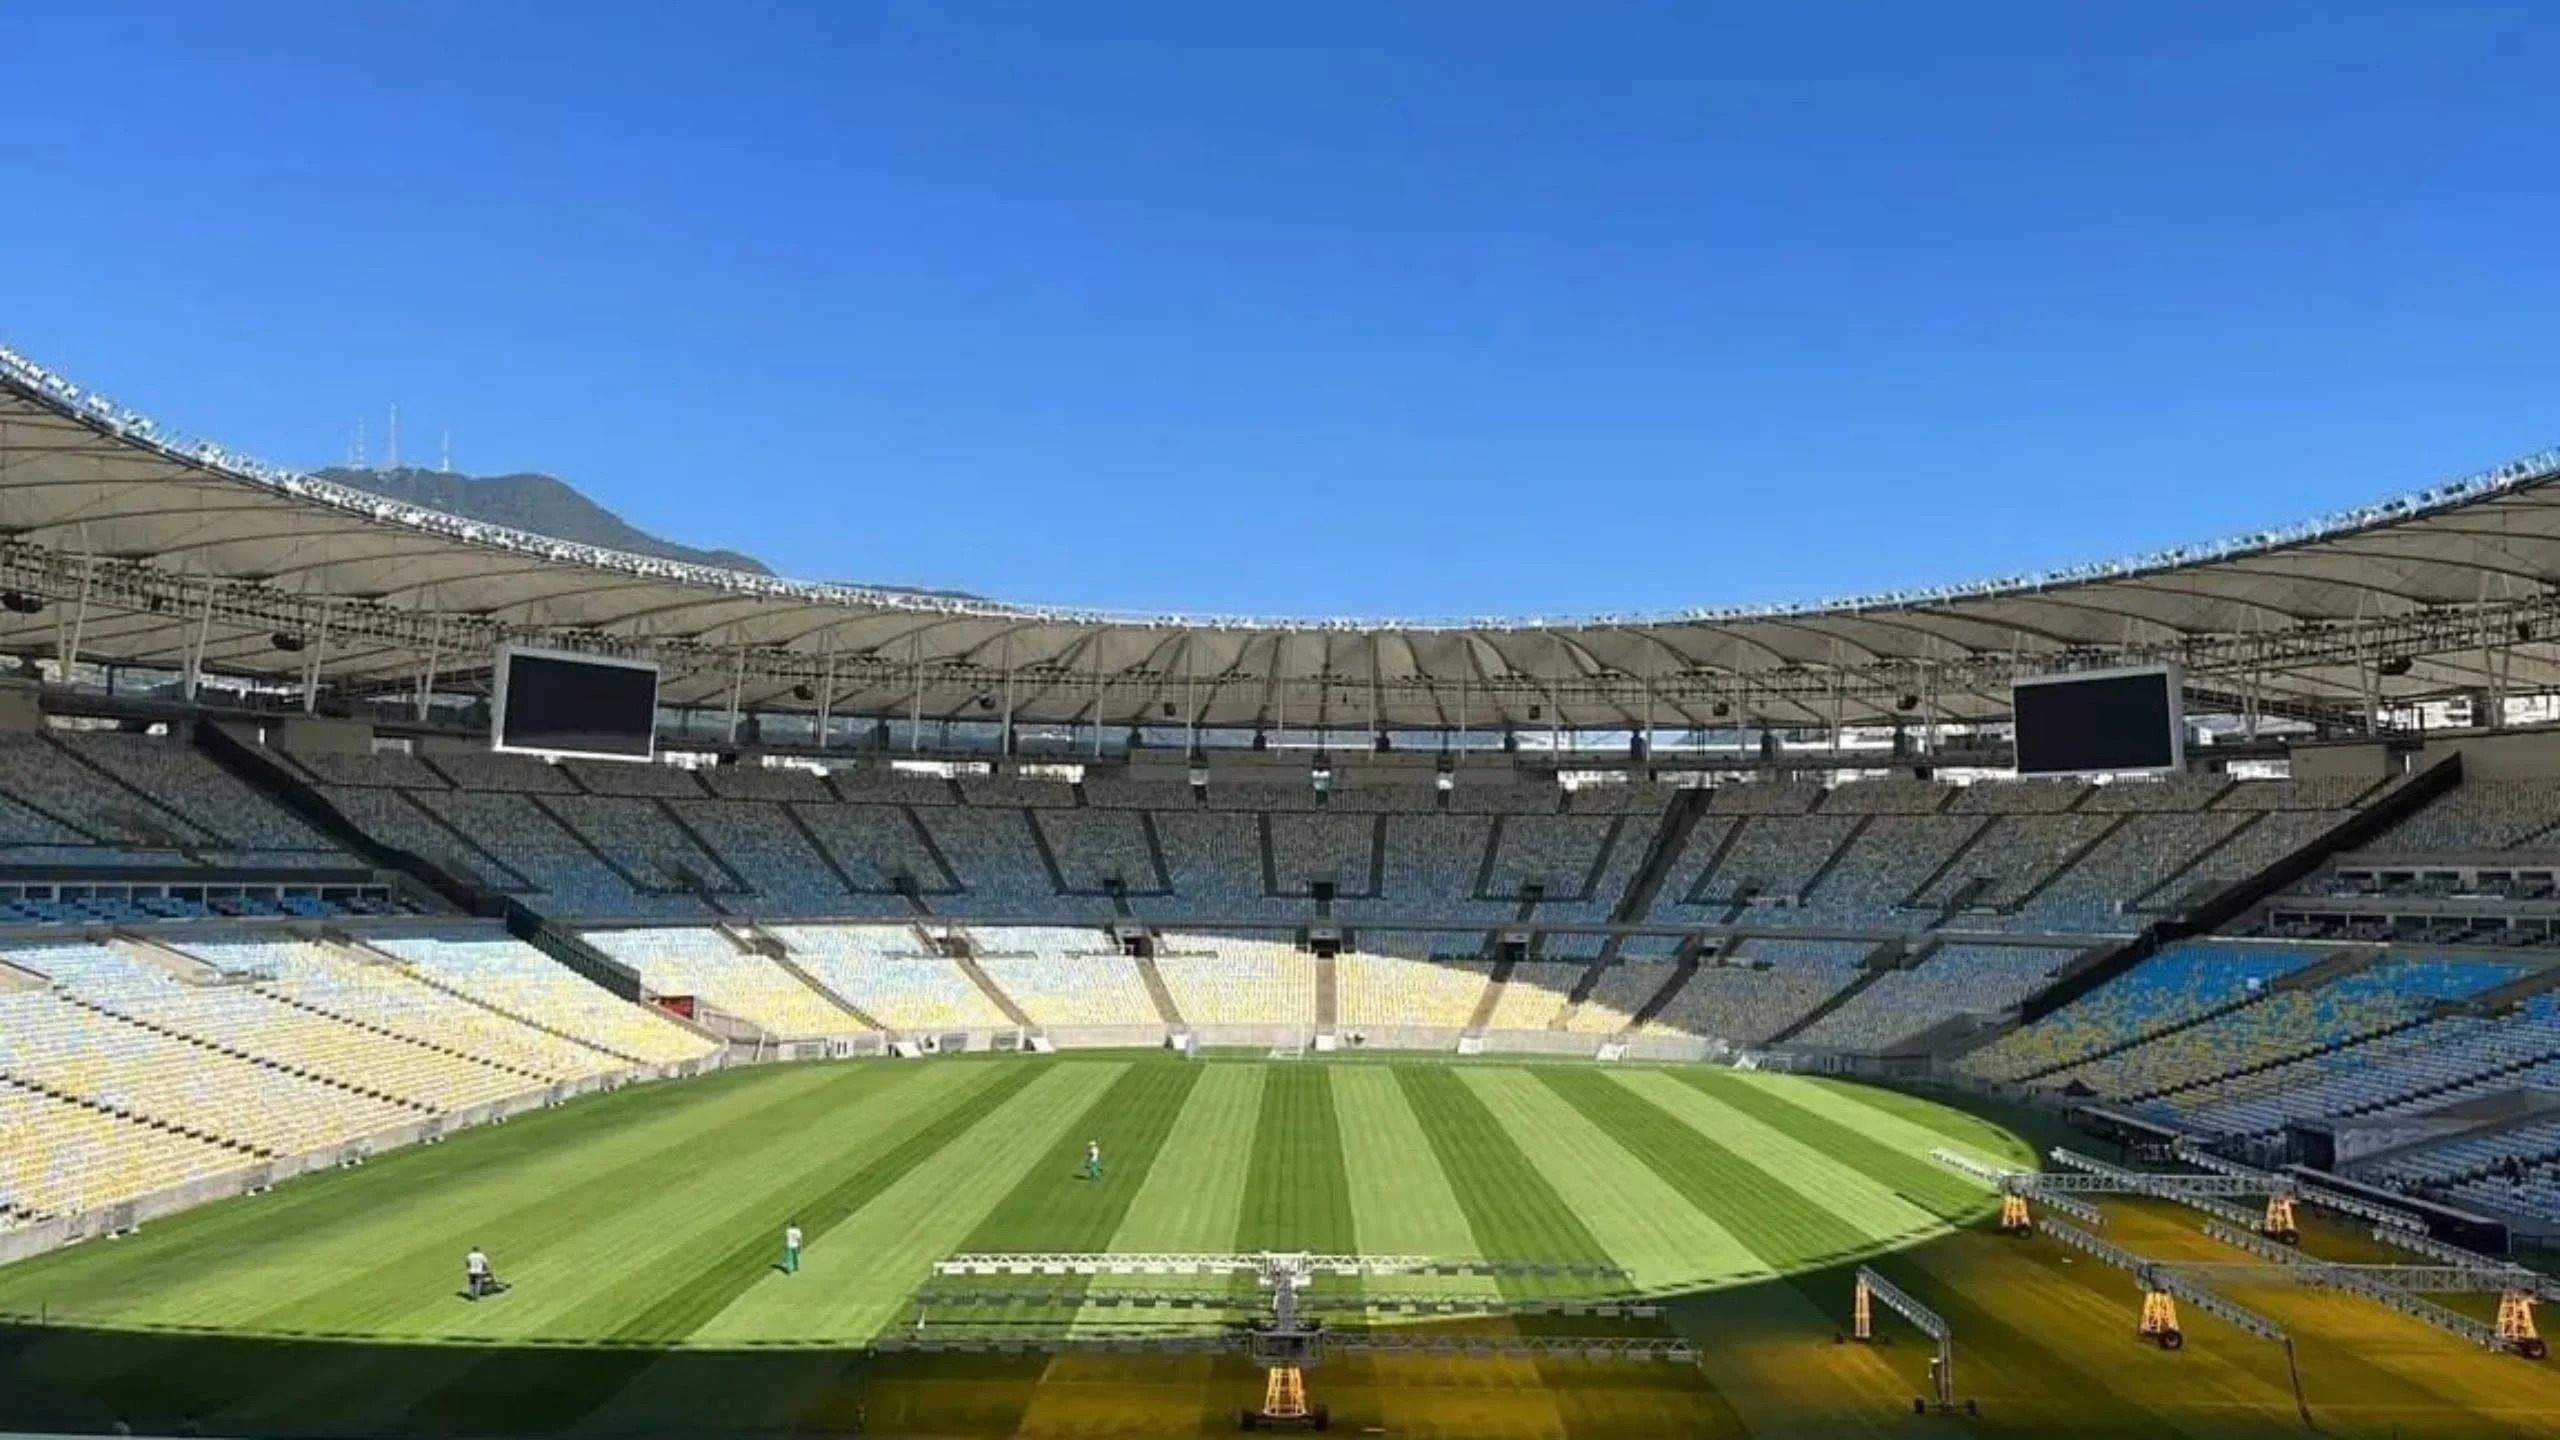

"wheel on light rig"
[2154,1329,2185,1351]
[2514,1337,2548,1361]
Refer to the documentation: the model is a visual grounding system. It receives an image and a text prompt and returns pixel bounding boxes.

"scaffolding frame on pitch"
[931,1252,1627,1279]
[910,1287,1664,1319]
[2038,1219,2291,1351]
[901,1250,1688,1431]
[1934,1147,2298,1241]
[2369,1223,2549,1357]
[1847,1266,1971,1414]
[2196,1219,2548,1357]
[2169,1142,2430,1234]
[1938,1144,2545,1359]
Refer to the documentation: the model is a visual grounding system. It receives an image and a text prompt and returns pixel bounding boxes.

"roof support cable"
[999,632,1017,760]
[815,632,836,750]
[415,615,443,723]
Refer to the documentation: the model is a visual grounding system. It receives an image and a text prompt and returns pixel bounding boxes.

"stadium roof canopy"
[5,345,2559,734]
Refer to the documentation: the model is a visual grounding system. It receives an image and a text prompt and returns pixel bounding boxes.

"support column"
[999,633,1016,759]
[1640,664,1655,764]
[725,643,747,745]
[416,618,443,723]
[1455,661,1467,759]
[816,637,836,750]
[1183,640,1199,756]
[183,578,216,702]
[1369,641,1383,751]
[302,599,332,714]
[60,551,94,685]
[908,633,924,754]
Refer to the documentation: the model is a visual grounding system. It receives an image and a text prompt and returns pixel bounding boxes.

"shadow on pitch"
[0,1314,1752,1440]
[0,1244,2227,1440]
[0,1321,901,1440]
[0,1246,1997,1440]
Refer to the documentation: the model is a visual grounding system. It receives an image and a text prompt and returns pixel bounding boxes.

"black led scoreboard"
[490,646,660,762]
[2010,665,2184,777]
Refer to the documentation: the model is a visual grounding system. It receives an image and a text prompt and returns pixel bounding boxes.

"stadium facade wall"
[2289,740,2396,780]
[1184,1023,1324,1051]
[239,715,376,756]
[1620,1033,1719,1063]
[2414,727,2560,780]
[1037,1023,1175,1050]
[2290,725,2560,785]
[0,676,42,733]
[1475,1029,1610,1058]
[1335,1023,1468,1053]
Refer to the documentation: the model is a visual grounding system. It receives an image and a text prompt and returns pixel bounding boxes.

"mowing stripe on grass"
[1725,1069,2037,1170]
[220,1342,497,1438]
[1234,1064,1355,1253]
[1392,1066,1607,1268]
[459,1063,1003,1343]
[421,1065,1118,1437]
[1535,1069,1879,1276]
[1109,1063,1265,1253]
[407,1065,1038,1432]
[1005,1063,1254,1438]
[1337,1067,1485,1261]
[599,1057,1056,1342]
[1077,1063,1268,1328]
[695,1061,1129,1343]
[0,1062,869,1327]
[1611,1071,1949,1246]
[37,1061,2560,1439]
[938,1057,1201,1356]
[1391,1059,1632,1440]
[551,1350,859,1440]
[957,1059,1203,1252]
[0,1066,888,1440]
[1670,1069,1992,1221]
[1358,1069,1597,1440]
[1529,1071,1988,1438]
[246,1063,962,1341]
[1451,1069,1764,1293]
[601,1063,1165,1435]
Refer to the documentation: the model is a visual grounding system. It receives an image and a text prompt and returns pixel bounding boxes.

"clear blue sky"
[5,3,2555,618]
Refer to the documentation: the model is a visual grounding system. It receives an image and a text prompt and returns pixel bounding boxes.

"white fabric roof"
[4,348,2557,731]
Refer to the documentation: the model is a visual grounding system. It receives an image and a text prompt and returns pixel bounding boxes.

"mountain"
[313,466,774,575]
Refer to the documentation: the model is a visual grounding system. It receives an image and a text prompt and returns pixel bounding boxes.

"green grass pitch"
[2,1052,2557,1438]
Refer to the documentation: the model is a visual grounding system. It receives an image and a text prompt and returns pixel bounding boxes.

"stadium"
[0,338,2558,1440]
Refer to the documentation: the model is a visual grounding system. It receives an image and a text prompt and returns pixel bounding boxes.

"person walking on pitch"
[1083,1139,1103,1181]
[464,1245,494,1300]
[782,1220,803,1274]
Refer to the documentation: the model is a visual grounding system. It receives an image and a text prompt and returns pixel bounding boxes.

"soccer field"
[3,1053,2557,1439]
